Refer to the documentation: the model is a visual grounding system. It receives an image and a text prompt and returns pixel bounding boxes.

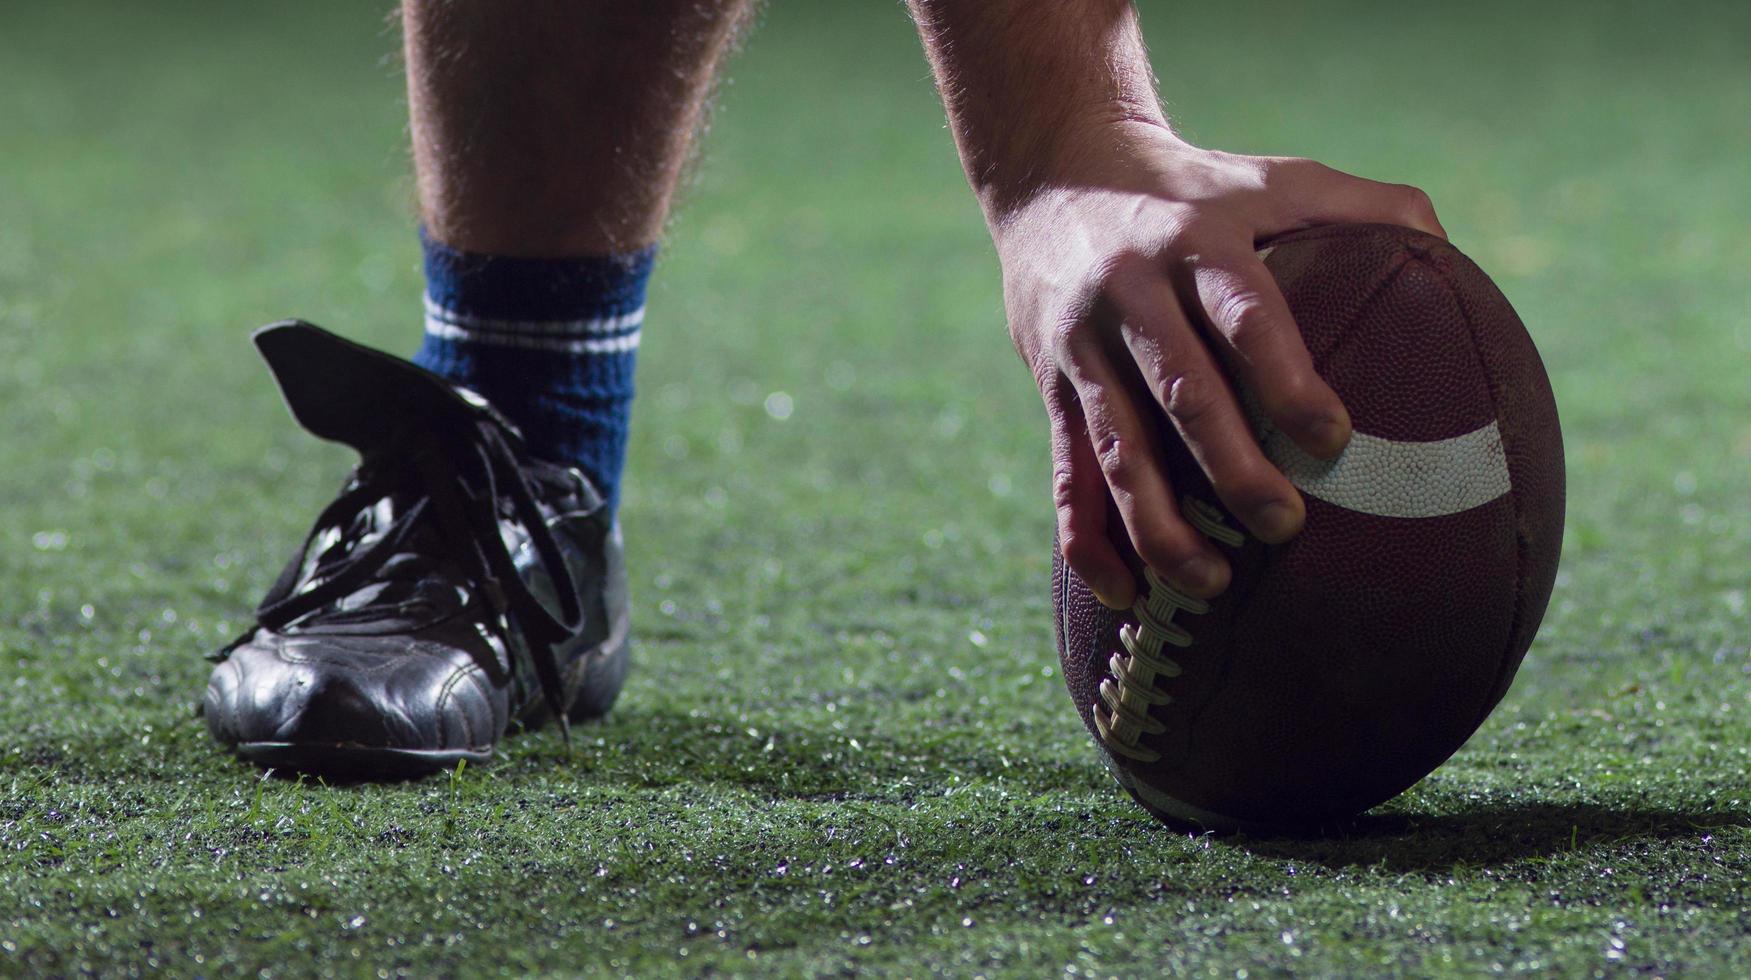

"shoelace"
[220,414,585,739]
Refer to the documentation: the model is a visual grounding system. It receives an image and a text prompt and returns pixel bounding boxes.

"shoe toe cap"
[205,633,507,754]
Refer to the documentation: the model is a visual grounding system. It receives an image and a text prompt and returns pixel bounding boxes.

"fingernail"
[1170,555,1222,594]
[1253,501,1302,543]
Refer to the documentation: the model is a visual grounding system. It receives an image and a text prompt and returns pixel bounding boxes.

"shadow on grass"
[21,712,1742,882]
[1234,802,1750,873]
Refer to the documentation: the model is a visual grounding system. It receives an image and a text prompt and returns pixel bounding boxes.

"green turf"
[2,0,1748,975]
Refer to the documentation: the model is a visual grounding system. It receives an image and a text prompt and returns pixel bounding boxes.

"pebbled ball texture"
[1054,224,1565,833]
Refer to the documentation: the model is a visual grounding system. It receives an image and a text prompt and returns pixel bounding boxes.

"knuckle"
[1058,531,1101,572]
[1159,210,1207,253]
[1101,201,1195,258]
[1030,349,1062,392]
[1170,223,1232,274]
[1042,339,1079,376]
[1046,311,1092,357]
[1161,371,1221,429]
[1093,248,1156,293]
[1105,246,1153,275]
[1213,292,1273,346]
[1051,464,1079,511]
[1399,184,1438,221]
[1093,432,1144,490]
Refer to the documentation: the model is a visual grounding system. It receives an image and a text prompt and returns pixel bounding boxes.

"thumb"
[1270,158,1447,240]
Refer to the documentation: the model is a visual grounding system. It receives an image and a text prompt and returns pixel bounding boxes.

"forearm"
[908,0,1169,220]
[911,1,1445,608]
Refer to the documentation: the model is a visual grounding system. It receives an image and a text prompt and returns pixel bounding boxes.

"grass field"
[3,0,1749,975]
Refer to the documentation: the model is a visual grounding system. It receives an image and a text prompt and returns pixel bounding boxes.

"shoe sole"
[235,741,491,779]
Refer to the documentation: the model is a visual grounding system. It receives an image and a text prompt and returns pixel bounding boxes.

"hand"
[995,120,1445,608]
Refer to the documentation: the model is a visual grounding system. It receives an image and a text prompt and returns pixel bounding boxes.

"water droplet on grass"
[31,531,67,551]
[764,392,793,421]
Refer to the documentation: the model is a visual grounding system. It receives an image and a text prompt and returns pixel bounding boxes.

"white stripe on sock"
[424,316,641,353]
[422,295,645,337]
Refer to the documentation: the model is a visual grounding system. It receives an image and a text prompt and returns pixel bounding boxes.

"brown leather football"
[1054,223,1565,833]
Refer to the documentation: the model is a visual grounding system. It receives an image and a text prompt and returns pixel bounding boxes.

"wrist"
[980,116,1186,232]
[912,0,1171,222]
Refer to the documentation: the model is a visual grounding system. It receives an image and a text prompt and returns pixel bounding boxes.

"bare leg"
[206,2,761,778]
[403,0,755,256]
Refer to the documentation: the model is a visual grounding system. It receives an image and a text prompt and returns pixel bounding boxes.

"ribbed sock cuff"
[411,230,656,511]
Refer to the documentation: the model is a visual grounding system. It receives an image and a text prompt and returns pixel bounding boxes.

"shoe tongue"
[253,319,519,457]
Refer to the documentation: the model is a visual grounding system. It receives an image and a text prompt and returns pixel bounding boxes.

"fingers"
[1270,159,1446,240]
[1058,329,1232,598]
[1107,271,1307,547]
[1183,250,1353,460]
[1046,379,1135,609]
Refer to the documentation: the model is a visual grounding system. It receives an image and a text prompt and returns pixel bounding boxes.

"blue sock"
[412,230,654,512]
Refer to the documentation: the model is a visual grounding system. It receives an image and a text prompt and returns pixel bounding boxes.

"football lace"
[1093,497,1244,763]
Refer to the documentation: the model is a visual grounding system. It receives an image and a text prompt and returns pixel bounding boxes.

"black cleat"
[203,320,629,778]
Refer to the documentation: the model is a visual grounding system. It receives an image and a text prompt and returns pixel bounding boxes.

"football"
[1055,223,1565,833]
